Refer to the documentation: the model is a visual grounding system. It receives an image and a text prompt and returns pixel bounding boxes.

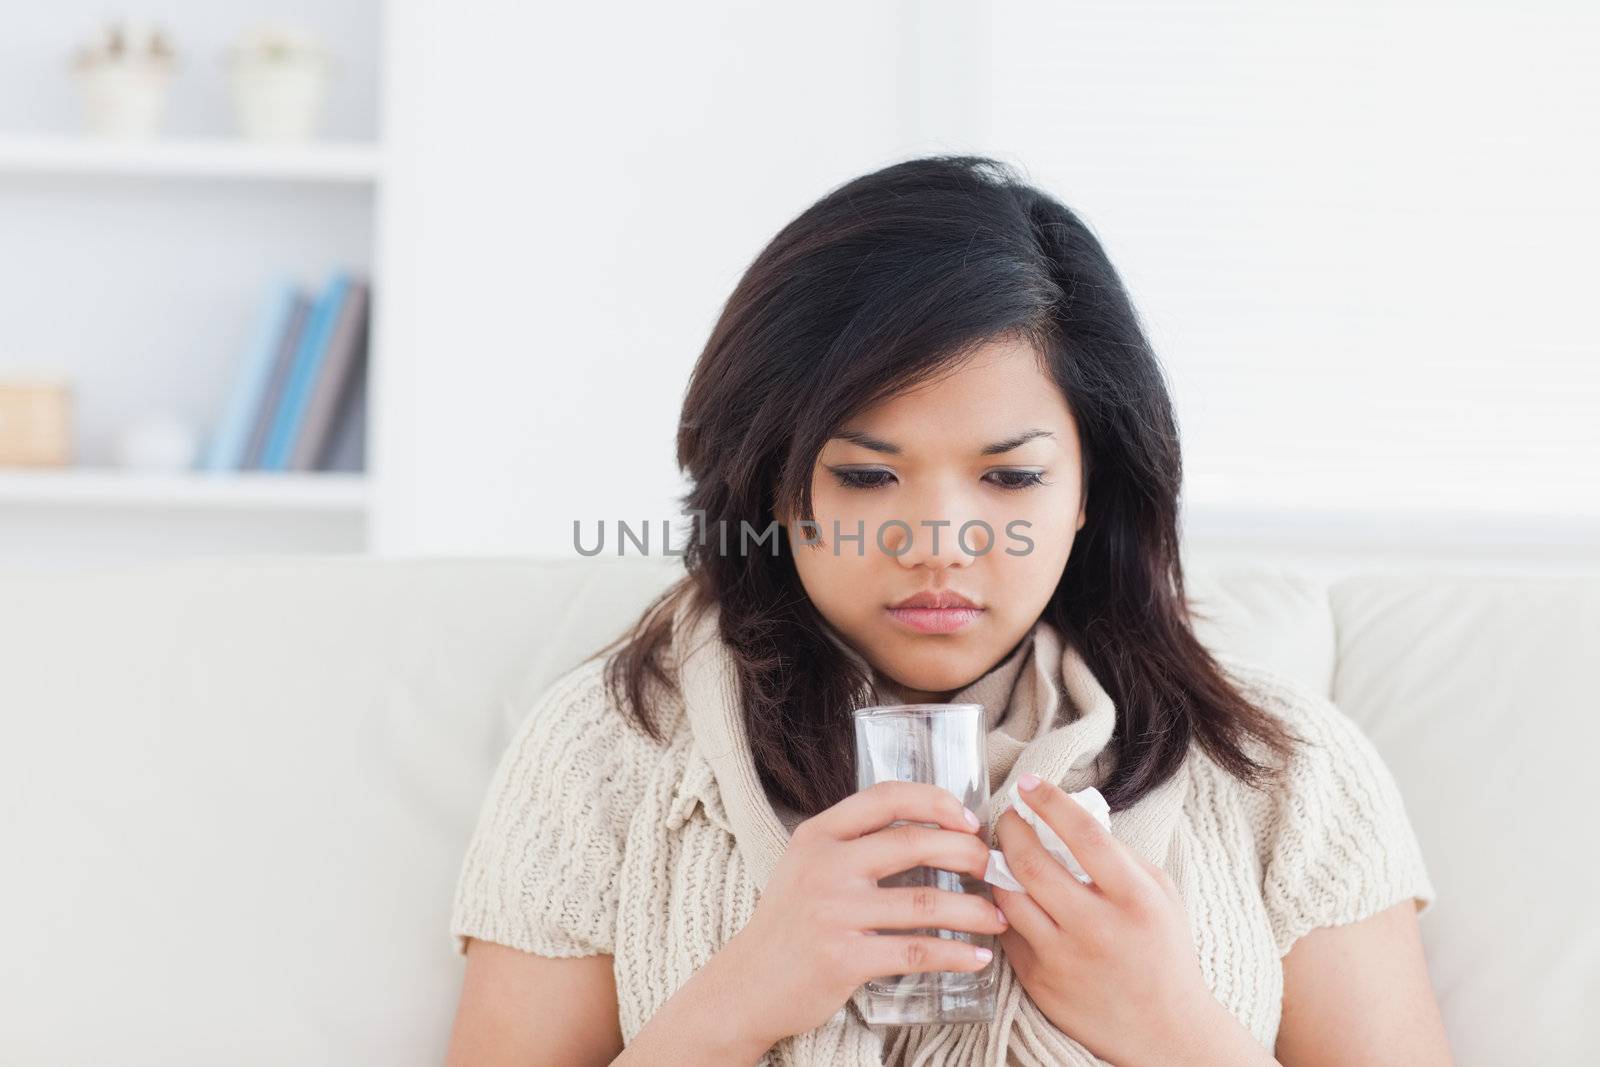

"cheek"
[988,484,1080,553]
[985,495,1078,608]
[803,481,902,561]
[787,515,880,619]
[810,479,890,529]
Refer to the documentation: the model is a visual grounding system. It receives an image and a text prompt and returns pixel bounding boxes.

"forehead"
[834,335,1074,445]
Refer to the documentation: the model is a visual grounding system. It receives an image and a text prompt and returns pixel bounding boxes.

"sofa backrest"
[1325,574,1598,1064]
[0,556,1591,1064]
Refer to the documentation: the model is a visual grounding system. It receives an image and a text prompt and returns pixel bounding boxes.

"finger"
[806,780,980,840]
[1014,777,1141,903]
[994,807,1088,924]
[846,822,993,881]
[854,885,1010,937]
[991,883,1057,945]
[998,924,1040,978]
[1137,853,1181,902]
[854,933,993,980]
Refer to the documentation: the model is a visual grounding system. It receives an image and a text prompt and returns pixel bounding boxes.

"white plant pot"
[74,63,173,139]
[229,58,328,142]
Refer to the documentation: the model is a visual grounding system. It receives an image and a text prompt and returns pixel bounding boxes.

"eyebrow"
[828,428,1055,456]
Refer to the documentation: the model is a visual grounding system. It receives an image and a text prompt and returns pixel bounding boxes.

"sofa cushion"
[0,555,673,1065]
[1329,575,1600,1066]
[1185,566,1337,694]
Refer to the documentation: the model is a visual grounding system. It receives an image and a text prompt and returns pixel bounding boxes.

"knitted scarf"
[673,599,1197,1066]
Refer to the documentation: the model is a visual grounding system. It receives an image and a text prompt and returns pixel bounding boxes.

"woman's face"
[783,334,1086,702]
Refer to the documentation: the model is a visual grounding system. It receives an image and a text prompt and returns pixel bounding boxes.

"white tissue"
[983,781,1111,892]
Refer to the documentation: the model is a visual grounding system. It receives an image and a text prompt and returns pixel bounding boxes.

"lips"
[886,589,985,634]
[889,590,981,610]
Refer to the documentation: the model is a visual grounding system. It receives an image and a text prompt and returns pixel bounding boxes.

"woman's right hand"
[706,779,1006,1052]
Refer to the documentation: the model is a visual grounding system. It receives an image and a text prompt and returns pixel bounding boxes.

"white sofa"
[2,555,1595,1065]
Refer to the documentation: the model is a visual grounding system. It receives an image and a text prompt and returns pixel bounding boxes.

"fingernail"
[963,807,981,831]
[1018,773,1041,791]
[994,906,1008,927]
[974,946,993,964]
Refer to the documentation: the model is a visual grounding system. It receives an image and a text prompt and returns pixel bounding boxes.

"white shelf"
[0,134,384,184]
[0,469,369,513]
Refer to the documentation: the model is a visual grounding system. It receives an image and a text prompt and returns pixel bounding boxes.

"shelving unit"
[0,138,379,561]
[0,134,385,184]
[0,468,368,512]
[0,3,385,569]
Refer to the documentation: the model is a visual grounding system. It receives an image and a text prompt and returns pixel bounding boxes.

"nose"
[879,492,992,568]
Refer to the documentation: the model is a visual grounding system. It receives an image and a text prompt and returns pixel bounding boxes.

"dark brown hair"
[595,155,1300,817]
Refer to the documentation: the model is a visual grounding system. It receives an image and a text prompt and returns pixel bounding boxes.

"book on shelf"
[242,289,311,469]
[290,277,369,471]
[321,356,367,473]
[201,271,370,475]
[199,276,299,472]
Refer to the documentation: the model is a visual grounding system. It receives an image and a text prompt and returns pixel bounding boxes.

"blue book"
[242,290,311,470]
[260,272,352,471]
[200,277,300,472]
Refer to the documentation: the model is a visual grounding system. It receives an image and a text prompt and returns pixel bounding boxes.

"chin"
[880,646,984,693]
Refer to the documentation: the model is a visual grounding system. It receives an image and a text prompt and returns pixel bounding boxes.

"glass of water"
[851,702,998,1025]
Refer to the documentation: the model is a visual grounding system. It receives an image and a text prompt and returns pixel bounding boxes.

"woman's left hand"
[992,773,1225,1067]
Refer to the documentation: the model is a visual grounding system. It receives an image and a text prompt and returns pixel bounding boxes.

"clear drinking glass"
[851,702,998,1025]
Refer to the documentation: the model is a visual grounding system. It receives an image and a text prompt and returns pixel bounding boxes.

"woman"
[444,156,1450,1066]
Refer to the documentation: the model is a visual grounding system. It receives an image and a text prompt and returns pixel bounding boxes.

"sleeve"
[449,658,656,958]
[1232,663,1439,958]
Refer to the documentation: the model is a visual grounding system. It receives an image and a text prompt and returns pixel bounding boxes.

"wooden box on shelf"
[0,377,73,467]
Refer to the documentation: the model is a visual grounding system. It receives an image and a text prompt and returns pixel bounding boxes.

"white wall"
[375,1,926,559]
[973,0,1600,569]
[375,1,1600,575]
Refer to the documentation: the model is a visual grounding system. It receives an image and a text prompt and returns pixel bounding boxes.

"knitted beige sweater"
[450,603,1436,1065]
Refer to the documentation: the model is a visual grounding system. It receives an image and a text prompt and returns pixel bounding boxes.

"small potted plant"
[70,21,177,139]
[226,26,332,142]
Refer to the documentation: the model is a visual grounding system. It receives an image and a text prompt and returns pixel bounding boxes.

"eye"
[829,467,897,490]
[828,467,1047,492]
[985,469,1047,491]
